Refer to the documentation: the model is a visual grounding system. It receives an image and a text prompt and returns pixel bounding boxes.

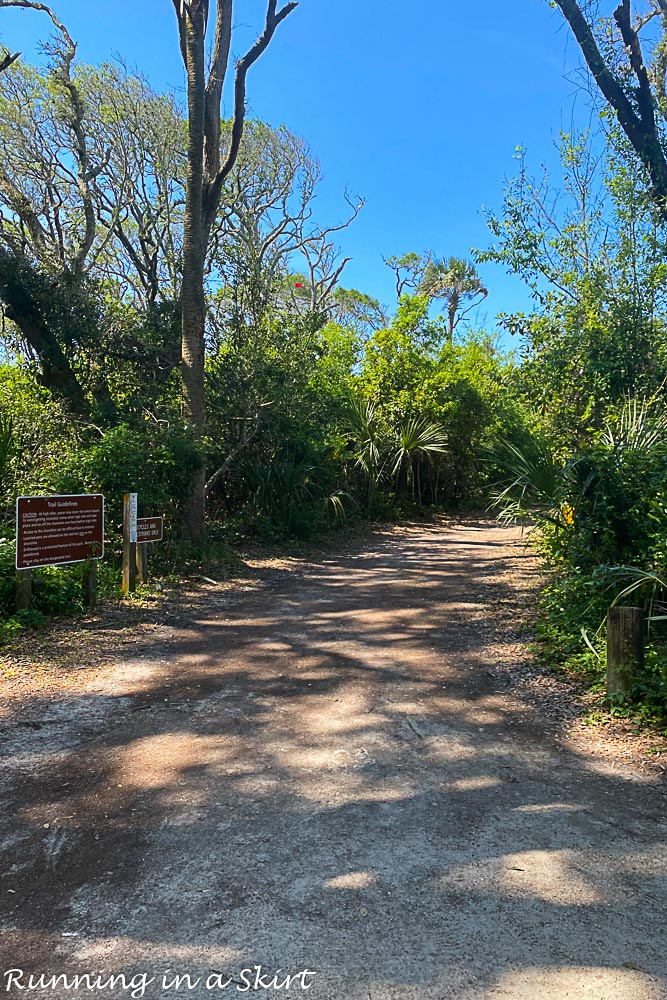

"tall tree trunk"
[172,0,297,543]
[180,4,208,542]
[447,290,459,345]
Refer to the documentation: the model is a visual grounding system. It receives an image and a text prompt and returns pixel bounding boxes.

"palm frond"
[601,397,667,453]
[488,436,567,526]
[391,416,447,476]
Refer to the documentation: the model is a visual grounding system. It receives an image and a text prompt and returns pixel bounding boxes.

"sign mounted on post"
[128,492,138,543]
[16,494,104,571]
[136,516,164,544]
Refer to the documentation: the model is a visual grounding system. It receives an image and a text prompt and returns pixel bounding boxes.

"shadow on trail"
[0,519,665,997]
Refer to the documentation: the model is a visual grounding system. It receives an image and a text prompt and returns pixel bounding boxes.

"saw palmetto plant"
[391,415,447,503]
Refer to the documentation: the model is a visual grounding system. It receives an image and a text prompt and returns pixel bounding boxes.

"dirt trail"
[1,518,666,999]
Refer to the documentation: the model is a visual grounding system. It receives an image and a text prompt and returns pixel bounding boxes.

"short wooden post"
[122,492,137,595]
[82,559,97,610]
[606,606,644,698]
[136,543,148,584]
[16,568,32,612]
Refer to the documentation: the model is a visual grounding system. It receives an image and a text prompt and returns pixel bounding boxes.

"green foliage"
[493,397,667,721]
[391,415,447,502]
[358,300,526,506]
[477,127,667,724]
[240,445,347,540]
[493,398,667,564]
[536,567,667,727]
[54,423,199,543]
[479,131,667,446]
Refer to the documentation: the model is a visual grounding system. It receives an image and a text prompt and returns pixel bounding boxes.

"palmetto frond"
[600,397,667,453]
[344,397,385,477]
[489,437,578,527]
[416,255,488,341]
[418,256,487,300]
[391,416,447,476]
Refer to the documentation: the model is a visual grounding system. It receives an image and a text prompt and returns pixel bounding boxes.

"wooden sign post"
[606,606,644,698]
[136,544,148,585]
[16,568,32,612]
[122,492,137,595]
[134,516,164,586]
[82,559,98,610]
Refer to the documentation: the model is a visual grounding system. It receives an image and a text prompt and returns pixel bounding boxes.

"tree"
[384,252,425,299]
[479,129,667,444]
[325,286,387,336]
[551,0,667,218]
[211,123,363,332]
[418,256,487,342]
[0,2,104,275]
[0,0,110,417]
[0,48,188,419]
[170,0,297,542]
[79,62,186,310]
[383,253,487,342]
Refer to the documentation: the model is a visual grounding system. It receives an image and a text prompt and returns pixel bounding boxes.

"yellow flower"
[562,502,575,526]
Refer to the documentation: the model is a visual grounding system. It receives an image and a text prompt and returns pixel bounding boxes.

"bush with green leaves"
[493,399,667,567]
[357,298,529,506]
[53,422,200,545]
[492,397,667,721]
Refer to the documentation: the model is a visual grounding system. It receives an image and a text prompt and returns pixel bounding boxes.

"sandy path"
[1,519,666,999]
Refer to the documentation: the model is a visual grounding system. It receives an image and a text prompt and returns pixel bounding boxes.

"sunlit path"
[1,519,666,999]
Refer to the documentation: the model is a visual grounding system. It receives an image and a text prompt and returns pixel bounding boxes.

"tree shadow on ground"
[0,520,665,998]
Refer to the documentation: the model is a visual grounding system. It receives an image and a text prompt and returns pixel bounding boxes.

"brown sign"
[16,494,104,570]
[136,516,164,544]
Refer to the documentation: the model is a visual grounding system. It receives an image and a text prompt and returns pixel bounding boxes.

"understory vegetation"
[0,44,524,594]
[483,131,667,729]
[2,9,667,730]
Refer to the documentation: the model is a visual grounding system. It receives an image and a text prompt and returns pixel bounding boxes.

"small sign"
[16,494,104,570]
[136,516,164,544]
[128,492,138,543]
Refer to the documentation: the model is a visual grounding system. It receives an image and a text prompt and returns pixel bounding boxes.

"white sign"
[128,492,138,543]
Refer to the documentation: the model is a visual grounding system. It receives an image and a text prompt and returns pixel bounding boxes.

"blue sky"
[0,0,586,333]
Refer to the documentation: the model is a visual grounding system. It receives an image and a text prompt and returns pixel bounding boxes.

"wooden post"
[16,568,32,612]
[136,543,148,584]
[607,606,644,698]
[122,492,137,595]
[82,559,97,610]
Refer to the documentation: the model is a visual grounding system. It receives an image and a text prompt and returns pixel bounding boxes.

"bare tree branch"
[203,0,298,230]
[0,0,74,42]
[170,0,189,67]
[204,0,232,182]
[204,408,263,497]
[614,0,656,130]
[0,48,19,73]
[553,0,667,212]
